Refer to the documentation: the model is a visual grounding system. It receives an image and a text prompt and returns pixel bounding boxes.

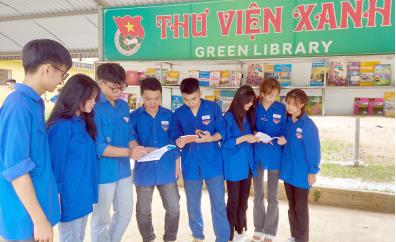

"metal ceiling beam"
[0,9,98,22]
[0,49,99,60]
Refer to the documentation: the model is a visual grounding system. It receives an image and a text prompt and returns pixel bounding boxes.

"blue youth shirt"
[130,106,180,186]
[254,101,286,171]
[48,116,98,222]
[222,112,257,182]
[0,84,60,240]
[171,99,225,181]
[280,113,321,189]
[94,94,133,184]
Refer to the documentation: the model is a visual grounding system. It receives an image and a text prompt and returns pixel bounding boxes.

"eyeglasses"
[105,82,127,93]
[44,63,69,80]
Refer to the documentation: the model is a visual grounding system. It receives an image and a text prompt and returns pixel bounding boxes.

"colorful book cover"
[247,64,264,86]
[215,90,236,113]
[231,71,242,87]
[374,64,391,86]
[198,71,210,86]
[204,95,216,101]
[353,97,369,115]
[209,71,221,87]
[119,92,130,103]
[327,61,347,86]
[264,64,274,79]
[306,96,323,115]
[274,64,292,87]
[125,70,139,86]
[347,62,360,86]
[189,70,200,79]
[166,71,180,85]
[360,61,380,86]
[368,98,384,115]
[171,95,184,112]
[127,93,137,110]
[384,92,395,117]
[310,61,325,86]
[145,68,157,78]
[135,96,144,109]
[220,70,230,86]
[137,71,145,81]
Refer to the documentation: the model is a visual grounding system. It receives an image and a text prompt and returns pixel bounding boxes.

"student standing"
[130,78,181,242]
[280,89,321,242]
[252,78,287,242]
[0,39,72,242]
[221,85,259,242]
[91,63,146,242]
[171,78,230,242]
[47,74,100,242]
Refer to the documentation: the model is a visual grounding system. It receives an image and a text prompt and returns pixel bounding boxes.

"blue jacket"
[94,94,134,184]
[171,99,225,181]
[0,84,60,240]
[254,101,286,171]
[130,106,180,186]
[280,113,321,189]
[48,116,98,222]
[222,112,257,181]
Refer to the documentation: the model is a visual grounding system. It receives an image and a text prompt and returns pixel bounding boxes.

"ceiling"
[0,0,197,58]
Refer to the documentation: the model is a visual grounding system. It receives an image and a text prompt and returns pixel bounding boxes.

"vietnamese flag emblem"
[114,16,145,39]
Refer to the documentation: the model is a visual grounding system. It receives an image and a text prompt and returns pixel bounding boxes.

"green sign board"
[103,0,395,61]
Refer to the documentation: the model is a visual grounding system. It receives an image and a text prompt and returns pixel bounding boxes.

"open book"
[137,145,177,162]
[255,132,279,143]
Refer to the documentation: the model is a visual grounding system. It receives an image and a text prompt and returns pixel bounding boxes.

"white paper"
[255,132,279,143]
[137,145,176,162]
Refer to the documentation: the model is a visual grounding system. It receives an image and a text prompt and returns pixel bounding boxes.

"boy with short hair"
[129,77,181,242]
[0,39,72,242]
[91,63,146,242]
[171,78,230,242]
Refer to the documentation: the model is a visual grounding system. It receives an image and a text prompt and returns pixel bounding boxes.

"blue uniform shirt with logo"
[48,116,98,222]
[171,99,226,181]
[130,106,180,186]
[222,112,257,182]
[0,84,60,240]
[94,94,133,184]
[280,113,321,189]
[254,101,286,171]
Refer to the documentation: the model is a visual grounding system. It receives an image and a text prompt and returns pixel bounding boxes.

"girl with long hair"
[47,74,101,242]
[222,85,259,242]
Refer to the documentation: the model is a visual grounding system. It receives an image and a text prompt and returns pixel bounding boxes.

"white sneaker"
[264,234,276,242]
[193,239,204,242]
[285,237,296,242]
[251,232,264,242]
[233,233,248,242]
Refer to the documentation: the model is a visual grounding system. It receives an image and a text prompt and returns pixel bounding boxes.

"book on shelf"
[119,92,130,103]
[310,61,325,87]
[125,70,139,86]
[368,98,384,115]
[171,95,184,112]
[231,71,243,87]
[204,95,216,101]
[374,64,391,86]
[274,64,292,87]
[209,71,221,87]
[347,62,360,86]
[384,92,395,117]
[360,61,380,86]
[214,89,236,113]
[198,71,210,86]
[166,71,180,85]
[328,61,347,86]
[247,64,264,86]
[189,70,200,79]
[264,64,275,79]
[306,96,323,115]
[220,70,230,86]
[354,97,369,115]
[145,68,168,83]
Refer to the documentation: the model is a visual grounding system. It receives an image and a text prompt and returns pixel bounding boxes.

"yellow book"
[384,92,395,117]
[360,61,380,86]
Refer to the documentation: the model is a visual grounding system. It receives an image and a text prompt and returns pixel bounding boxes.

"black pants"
[226,176,252,241]
[284,182,310,242]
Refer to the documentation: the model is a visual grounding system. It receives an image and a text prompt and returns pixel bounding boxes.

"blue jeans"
[91,176,133,242]
[184,175,230,242]
[58,215,88,242]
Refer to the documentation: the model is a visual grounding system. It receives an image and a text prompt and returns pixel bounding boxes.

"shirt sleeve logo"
[123,117,129,123]
[161,120,169,131]
[202,115,211,125]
